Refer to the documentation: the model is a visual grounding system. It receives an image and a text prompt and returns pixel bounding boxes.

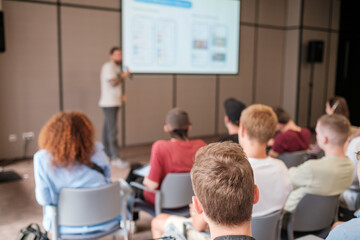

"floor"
[0,136,219,239]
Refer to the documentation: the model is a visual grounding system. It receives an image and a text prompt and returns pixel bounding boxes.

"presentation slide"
[122,0,240,74]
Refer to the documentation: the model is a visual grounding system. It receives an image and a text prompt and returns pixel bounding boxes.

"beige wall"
[297,0,340,127]
[0,0,340,159]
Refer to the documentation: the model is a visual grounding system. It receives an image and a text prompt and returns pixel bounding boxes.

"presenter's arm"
[108,70,131,87]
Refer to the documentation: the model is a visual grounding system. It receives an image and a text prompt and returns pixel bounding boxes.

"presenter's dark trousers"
[102,107,120,159]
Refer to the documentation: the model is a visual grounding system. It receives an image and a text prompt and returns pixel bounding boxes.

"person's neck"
[282,120,301,132]
[324,144,347,158]
[227,124,239,135]
[242,138,267,159]
[170,137,188,142]
[209,220,252,239]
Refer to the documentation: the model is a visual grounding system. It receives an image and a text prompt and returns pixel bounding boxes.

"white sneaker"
[121,220,136,234]
[111,158,129,168]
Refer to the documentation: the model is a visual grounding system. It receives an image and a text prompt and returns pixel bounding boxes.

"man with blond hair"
[284,114,354,212]
[191,142,259,239]
[238,104,292,216]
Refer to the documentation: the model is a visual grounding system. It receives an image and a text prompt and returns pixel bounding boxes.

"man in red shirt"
[269,107,311,158]
[142,108,206,205]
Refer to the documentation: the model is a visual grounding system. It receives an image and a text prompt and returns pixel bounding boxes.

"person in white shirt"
[99,47,131,168]
[238,104,292,217]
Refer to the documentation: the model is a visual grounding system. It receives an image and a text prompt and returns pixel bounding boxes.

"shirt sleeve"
[33,151,53,206]
[101,63,117,82]
[93,142,111,182]
[289,161,312,188]
[147,141,164,186]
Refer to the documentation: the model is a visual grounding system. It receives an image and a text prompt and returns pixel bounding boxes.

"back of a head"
[191,142,254,226]
[224,98,246,126]
[327,96,350,119]
[240,104,277,144]
[317,114,350,146]
[38,111,95,168]
[165,107,191,140]
[272,106,291,124]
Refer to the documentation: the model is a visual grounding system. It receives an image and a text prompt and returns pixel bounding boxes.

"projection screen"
[122,0,240,74]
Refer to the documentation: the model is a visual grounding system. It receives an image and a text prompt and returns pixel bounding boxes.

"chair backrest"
[160,172,194,209]
[58,182,121,226]
[278,150,307,168]
[293,194,339,231]
[251,210,282,240]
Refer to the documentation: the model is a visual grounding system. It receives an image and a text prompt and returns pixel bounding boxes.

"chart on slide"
[122,0,240,74]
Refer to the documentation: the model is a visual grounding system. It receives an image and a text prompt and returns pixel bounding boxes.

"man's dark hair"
[272,107,291,124]
[110,47,121,55]
[224,98,246,126]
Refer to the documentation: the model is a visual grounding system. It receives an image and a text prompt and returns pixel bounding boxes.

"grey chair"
[278,150,307,168]
[46,182,128,240]
[286,194,339,240]
[182,210,282,240]
[130,172,194,216]
[251,210,282,240]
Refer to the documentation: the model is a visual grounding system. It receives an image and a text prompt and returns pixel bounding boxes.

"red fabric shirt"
[272,128,311,154]
[143,139,206,205]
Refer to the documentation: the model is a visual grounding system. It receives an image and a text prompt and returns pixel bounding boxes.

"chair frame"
[278,150,308,168]
[130,172,194,216]
[46,182,129,240]
[182,210,283,240]
[251,210,282,240]
[286,194,339,240]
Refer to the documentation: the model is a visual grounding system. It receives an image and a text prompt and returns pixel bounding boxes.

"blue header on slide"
[135,0,192,8]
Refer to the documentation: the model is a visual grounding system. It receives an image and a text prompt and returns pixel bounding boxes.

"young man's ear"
[238,124,245,138]
[224,115,230,124]
[253,184,260,204]
[164,125,169,133]
[192,196,204,215]
[323,136,329,145]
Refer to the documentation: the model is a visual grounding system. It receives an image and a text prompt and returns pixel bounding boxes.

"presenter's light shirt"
[99,61,122,107]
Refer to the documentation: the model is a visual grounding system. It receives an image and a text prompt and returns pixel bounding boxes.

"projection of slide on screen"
[122,0,240,74]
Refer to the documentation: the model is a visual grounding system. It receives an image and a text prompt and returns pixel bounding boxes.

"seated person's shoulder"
[34,149,52,166]
[192,139,207,146]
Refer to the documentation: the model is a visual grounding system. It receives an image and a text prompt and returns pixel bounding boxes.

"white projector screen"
[122,0,240,74]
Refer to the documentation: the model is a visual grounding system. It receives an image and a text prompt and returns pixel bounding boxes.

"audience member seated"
[152,142,259,240]
[309,96,358,157]
[269,107,311,158]
[127,107,206,207]
[239,104,292,216]
[33,111,119,234]
[284,114,354,213]
[218,97,246,143]
[151,104,292,239]
[340,136,360,212]
[326,147,360,240]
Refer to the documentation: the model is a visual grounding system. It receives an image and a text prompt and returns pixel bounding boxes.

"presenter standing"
[99,47,130,168]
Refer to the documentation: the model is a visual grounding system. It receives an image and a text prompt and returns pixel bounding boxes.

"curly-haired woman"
[33,111,119,234]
